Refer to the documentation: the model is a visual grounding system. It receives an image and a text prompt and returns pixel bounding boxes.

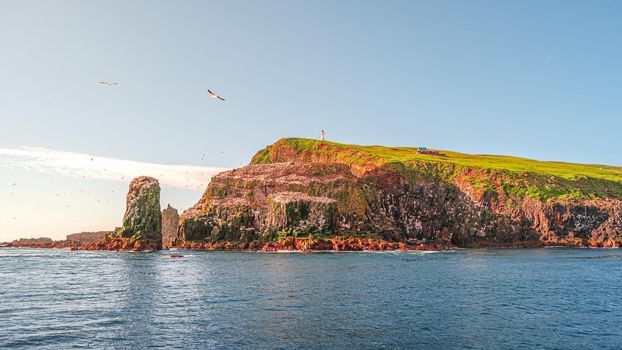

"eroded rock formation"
[178,139,622,248]
[179,162,366,242]
[108,176,162,250]
[267,191,337,232]
[161,204,179,248]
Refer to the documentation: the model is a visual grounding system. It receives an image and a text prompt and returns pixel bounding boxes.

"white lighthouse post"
[320,129,325,141]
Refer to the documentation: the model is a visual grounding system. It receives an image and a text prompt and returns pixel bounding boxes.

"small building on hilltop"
[417,147,444,156]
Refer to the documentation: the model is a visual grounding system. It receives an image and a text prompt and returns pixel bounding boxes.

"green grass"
[251,138,622,201]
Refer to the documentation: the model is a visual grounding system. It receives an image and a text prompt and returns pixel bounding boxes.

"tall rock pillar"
[161,204,180,248]
[108,176,162,250]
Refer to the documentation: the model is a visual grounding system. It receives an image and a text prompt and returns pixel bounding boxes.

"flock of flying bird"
[98,81,226,101]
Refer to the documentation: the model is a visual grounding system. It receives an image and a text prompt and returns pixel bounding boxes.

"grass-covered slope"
[251,138,622,201]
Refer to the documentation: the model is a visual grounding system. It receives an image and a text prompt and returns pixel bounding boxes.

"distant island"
[4,138,622,251]
[66,231,110,243]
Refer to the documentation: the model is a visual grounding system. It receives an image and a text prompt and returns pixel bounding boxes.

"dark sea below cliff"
[1,248,621,349]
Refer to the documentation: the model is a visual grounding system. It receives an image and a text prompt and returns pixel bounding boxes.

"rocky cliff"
[108,176,162,250]
[161,204,179,248]
[179,138,622,248]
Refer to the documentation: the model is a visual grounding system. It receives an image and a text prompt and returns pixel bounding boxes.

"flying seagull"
[207,89,225,101]
[99,81,118,86]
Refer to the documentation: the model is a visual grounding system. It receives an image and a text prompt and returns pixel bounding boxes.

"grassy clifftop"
[251,138,622,201]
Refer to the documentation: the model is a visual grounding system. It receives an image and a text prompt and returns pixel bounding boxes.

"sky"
[1,0,621,240]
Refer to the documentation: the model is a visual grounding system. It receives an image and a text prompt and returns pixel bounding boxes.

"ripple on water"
[1,248,622,349]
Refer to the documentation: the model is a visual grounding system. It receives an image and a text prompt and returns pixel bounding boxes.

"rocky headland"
[4,138,622,252]
[178,138,622,249]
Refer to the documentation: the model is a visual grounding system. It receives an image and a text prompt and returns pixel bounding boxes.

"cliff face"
[109,176,162,250]
[179,139,622,248]
[180,163,364,242]
[161,204,179,248]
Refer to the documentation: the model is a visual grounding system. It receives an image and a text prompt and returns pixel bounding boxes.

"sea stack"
[161,204,180,248]
[107,176,162,250]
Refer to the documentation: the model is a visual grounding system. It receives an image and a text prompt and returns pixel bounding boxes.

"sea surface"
[1,248,621,349]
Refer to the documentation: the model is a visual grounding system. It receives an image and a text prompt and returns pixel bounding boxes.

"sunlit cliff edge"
[177,138,622,248]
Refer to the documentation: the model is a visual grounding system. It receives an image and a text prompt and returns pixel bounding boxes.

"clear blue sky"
[1,0,621,240]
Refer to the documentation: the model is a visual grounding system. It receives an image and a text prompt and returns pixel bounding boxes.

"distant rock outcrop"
[107,176,162,250]
[15,237,53,243]
[4,237,55,248]
[66,231,110,243]
[161,204,179,248]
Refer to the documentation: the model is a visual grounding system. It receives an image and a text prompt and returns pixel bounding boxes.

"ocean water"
[1,248,621,350]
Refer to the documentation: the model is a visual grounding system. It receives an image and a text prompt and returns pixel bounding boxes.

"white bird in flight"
[99,81,118,86]
[207,89,225,101]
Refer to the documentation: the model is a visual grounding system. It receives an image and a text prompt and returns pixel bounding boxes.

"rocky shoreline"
[6,138,622,252]
[4,234,621,252]
[1,236,438,252]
